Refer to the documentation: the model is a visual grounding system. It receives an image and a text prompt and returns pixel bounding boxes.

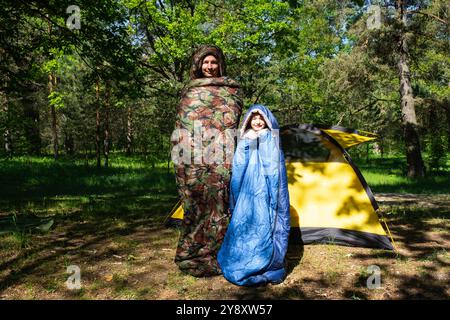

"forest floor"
[0,192,448,300]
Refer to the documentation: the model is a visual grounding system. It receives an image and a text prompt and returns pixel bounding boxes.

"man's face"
[201,55,219,77]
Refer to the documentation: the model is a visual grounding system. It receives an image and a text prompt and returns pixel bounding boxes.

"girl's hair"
[189,45,226,80]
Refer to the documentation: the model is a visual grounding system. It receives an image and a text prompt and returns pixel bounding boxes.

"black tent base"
[165,218,182,229]
[289,227,393,250]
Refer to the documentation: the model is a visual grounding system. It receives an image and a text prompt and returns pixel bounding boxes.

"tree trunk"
[373,130,383,158]
[47,18,58,159]
[446,103,450,152]
[23,87,41,155]
[1,91,12,157]
[48,73,59,159]
[126,105,133,156]
[64,132,74,155]
[84,147,88,167]
[397,0,425,178]
[95,79,101,169]
[103,81,110,168]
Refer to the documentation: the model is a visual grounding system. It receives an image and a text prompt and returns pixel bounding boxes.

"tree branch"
[406,10,450,26]
[253,84,268,104]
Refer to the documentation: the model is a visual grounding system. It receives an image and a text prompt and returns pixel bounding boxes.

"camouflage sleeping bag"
[171,76,243,277]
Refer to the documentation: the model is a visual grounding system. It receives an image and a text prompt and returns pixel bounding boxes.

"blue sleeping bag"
[217,104,290,286]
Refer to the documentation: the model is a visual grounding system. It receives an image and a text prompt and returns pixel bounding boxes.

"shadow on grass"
[0,155,180,295]
[0,207,178,294]
[345,206,449,299]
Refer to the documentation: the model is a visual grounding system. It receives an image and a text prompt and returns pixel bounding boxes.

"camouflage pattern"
[173,76,243,277]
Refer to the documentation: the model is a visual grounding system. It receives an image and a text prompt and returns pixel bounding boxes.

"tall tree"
[396,0,425,177]
[1,90,12,157]
[339,0,449,176]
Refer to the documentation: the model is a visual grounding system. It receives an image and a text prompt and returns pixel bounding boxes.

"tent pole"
[379,212,398,253]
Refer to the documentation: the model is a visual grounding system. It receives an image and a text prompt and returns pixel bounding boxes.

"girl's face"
[250,114,267,132]
[201,55,219,77]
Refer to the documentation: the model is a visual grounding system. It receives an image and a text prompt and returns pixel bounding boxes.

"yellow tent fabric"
[322,129,377,149]
[171,202,184,220]
[287,161,386,235]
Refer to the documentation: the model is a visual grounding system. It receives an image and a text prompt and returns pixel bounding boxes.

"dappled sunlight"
[0,210,179,298]
[0,156,181,298]
[287,162,385,234]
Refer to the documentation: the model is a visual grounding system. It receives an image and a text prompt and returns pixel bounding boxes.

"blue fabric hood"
[239,104,280,138]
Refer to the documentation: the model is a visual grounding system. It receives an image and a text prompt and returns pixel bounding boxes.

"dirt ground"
[0,193,448,300]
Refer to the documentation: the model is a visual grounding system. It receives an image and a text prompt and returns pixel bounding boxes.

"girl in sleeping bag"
[217,104,290,286]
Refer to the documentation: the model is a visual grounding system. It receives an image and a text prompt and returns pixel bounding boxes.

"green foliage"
[427,131,448,172]
[48,91,65,110]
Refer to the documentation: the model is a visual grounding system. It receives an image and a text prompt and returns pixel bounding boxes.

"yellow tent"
[166,124,394,250]
[283,125,393,249]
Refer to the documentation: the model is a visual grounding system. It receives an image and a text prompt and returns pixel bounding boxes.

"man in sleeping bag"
[217,104,290,286]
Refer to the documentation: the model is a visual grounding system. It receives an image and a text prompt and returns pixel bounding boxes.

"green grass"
[353,156,450,194]
[0,154,178,221]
